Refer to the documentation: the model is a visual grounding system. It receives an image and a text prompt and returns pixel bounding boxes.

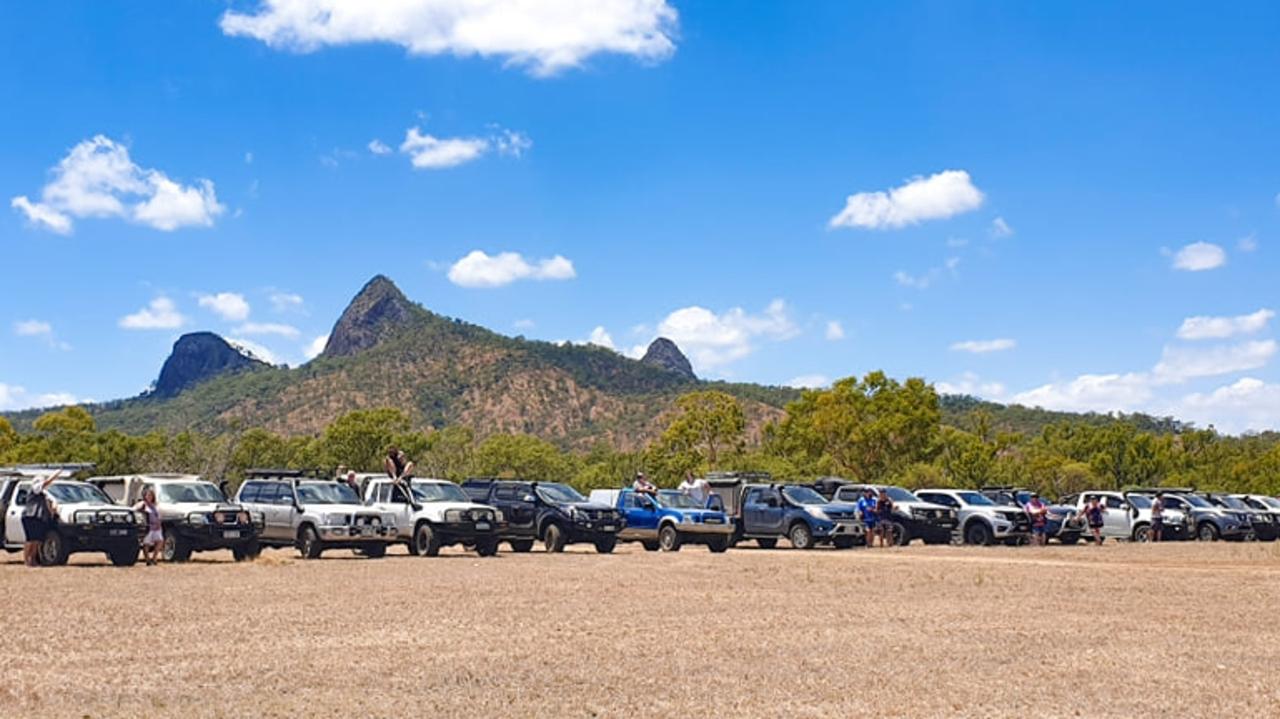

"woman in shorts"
[1082,496,1106,545]
[134,486,163,566]
[21,470,61,566]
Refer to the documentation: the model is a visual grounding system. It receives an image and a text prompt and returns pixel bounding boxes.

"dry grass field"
[4,540,1280,718]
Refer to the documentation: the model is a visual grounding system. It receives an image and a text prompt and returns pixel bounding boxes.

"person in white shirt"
[678,471,710,506]
[632,471,657,496]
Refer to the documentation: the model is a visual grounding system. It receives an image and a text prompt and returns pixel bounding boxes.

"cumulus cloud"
[11,135,223,233]
[1171,241,1226,271]
[990,216,1014,238]
[1013,373,1154,414]
[935,372,1007,398]
[648,299,799,372]
[786,374,831,389]
[1177,378,1280,434]
[228,338,281,365]
[197,292,251,322]
[585,326,615,350]
[219,0,679,77]
[1151,340,1276,383]
[0,383,84,411]
[269,292,305,313]
[367,139,392,155]
[446,250,576,288]
[824,320,845,341]
[893,269,938,290]
[119,297,186,330]
[13,319,70,351]
[1176,309,1274,341]
[398,126,531,169]
[829,170,984,230]
[235,322,301,339]
[950,338,1016,354]
[304,334,329,360]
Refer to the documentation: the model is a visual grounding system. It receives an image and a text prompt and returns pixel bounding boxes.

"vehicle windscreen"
[296,482,359,504]
[1182,494,1212,508]
[157,482,225,504]
[884,487,920,503]
[956,491,995,506]
[782,486,827,505]
[47,483,113,504]
[411,482,469,503]
[657,491,703,509]
[1217,496,1250,510]
[536,483,586,503]
[1256,496,1280,509]
[1126,495,1152,509]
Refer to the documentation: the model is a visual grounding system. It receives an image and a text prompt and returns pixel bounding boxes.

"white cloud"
[219,0,679,77]
[119,297,186,330]
[950,338,1016,354]
[235,322,301,339]
[786,374,831,389]
[304,334,329,360]
[14,320,52,338]
[367,139,392,155]
[513,319,536,330]
[227,338,281,365]
[649,299,799,372]
[398,126,530,170]
[1152,340,1276,383]
[945,237,969,248]
[493,128,532,157]
[1013,373,1154,414]
[1171,241,1226,271]
[824,320,845,341]
[11,135,223,233]
[1238,234,1258,253]
[585,326,615,350]
[269,292,305,313]
[197,292,251,322]
[446,250,576,288]
[1176,309,1274,340]
[0,383,83,411]
[829,170,984,230]
[990,216,1014,238]
[935,372,1006,398]
[1177,378,1280,434]
[894,269,938,290]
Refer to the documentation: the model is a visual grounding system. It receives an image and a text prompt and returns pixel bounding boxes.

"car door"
[258,483,291,539]
[1097,494,1129,538]
[385,483,415,533]
[621,492,659,539]
[497,484,535,532]
[4,482,30,546]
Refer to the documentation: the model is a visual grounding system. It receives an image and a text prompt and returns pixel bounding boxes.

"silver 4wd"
[235,470,397,559]
[916,489,1030,546]
[1065,491,1189,542]
[362,476,502,557]
[88,473,265,562]
[2,474,142,566]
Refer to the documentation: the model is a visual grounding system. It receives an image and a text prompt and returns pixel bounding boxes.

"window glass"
[1103,496,1124,509]
[14,487,29,505]
[239,482,260,503]
[623,493,644,509]
[495,485,517,501]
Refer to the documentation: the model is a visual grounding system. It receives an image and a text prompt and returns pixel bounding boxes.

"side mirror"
[523,495,536,503]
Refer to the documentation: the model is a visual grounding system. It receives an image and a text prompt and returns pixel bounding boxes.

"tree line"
[3,371,1278,496]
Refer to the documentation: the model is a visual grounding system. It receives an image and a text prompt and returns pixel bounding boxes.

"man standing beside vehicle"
[21,470,60,567]
[876,488,896,547]
[856,488,879,547]
[1024,492,1049,546]
[1150,492,1164,543]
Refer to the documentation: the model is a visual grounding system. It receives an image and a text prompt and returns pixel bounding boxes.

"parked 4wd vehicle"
[1128,488,1249,542]
[461,479,623,553]
[362,476,502,556]
[915,489,1029,546]
[1201,493,1277,541]
[711,480,862,550]
[1233,494,1280,538]
[589,488,733,552]
[234,470,398,559]
[1063,491,1189,542]
[820,481,956,545]
[980,486,1085,545]
[88,474,264,562]
[2,475,142,566]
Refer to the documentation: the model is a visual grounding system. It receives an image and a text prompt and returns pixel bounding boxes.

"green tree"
[649,390,745,480]
[472,434,576,483]
[318,408,412,471]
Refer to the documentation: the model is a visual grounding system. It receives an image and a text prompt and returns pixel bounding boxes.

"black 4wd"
[461,479,624,553]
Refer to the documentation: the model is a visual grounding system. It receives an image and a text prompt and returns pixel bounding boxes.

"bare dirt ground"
[3,540,1279,718]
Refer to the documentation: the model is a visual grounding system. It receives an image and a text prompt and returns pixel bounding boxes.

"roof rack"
[703,471,773,485]
[245,468,312,479]
[979,485,1022,492]
[1126,486,1195,494]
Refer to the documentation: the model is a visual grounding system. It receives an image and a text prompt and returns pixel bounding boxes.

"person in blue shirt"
[856,487,879,547]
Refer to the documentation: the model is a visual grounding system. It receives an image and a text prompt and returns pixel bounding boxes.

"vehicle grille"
[354,514,380,526]
[100,511,134,524]
[216,512,241,525]
[465,509,493,522]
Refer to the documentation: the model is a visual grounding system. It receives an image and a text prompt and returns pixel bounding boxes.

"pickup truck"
[1062,491,1189,542]
[2,473,142,566]
[234,470,399,559]
[707,477,862,550]
[362,476,502,556]
[461,478,623,553]
[588,488,733,552]
[979,486,1085,545]
[822,481,957,545]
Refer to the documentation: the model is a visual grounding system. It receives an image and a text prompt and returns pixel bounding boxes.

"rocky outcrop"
[320,275,417,358]
[640,337,695,380]
[153,332,267,398]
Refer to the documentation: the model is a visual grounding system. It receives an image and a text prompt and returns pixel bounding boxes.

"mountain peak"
[321,274,416,358]
[152,332,268,398]
[640,337,695,379]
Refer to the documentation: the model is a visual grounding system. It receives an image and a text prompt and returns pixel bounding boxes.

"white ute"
[362,476,502,557]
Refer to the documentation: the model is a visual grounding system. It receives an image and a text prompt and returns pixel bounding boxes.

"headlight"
[186,513,209,525]
[237,511,250,524]
[369,516,381,526]
[322,513,348,525]
[75,511,95,525]
[567,506,580,518]
[494,509,504,522]
[250,511,265,525]
[444,509,463,522]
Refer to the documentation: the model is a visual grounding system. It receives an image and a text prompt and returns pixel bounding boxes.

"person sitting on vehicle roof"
[632,471,658,496]
[856,488,878,547]
[384,447,421,510]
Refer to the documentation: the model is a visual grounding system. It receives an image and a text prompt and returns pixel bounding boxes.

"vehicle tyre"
[109,545,139,567]
[298,525,323,559]
[707,536,730,553]
[1197,522,1220,542]
[641,540,660,552]
[923,536,950,545]
[413,522,441,557]
[543,523,567,553]
[789,522,814,550]
[832,536,856,550]
[756,538,777,549]
[658,524,682,552]
[890,522,910,546]
[509,539,534,553]
[476,538,499,557]
[232,539,261,562]
[39,531,69,566]
[594,536,617,554]
[363,543,387,559]
[162,528,192,563]
[1132,523,1152,543]
[964,521,994,546]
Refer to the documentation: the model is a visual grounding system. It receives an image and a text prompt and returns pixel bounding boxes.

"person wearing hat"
[632,471,657,496]
[1024,492,1049,546]
[856,487,879,547]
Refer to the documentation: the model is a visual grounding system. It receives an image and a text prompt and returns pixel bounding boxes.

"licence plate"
[109,529,128,537]
[223,530,241,539]
[601,524,617,532]
[475,522,491,531]
[360,527,375,536]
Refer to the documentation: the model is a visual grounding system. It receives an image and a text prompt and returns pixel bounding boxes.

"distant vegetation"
[5,371,1277,497]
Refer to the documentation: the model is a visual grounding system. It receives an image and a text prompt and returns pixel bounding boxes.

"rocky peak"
[320,275,416,358]
[153,332,268,398]
[640,337,695,380]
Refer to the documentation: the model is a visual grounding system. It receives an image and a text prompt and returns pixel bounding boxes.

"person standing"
[856,488,878,548]
[1082,496,1106,545]
[21,470,60,567]
[1024,492,1049,546]
[678,471,710,506]
[134,486,163,566]
[876,488,896,547]
[1150,492,1165,543]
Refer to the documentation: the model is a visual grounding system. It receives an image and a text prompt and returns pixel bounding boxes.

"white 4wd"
[362,477,502,557]
[916,489,1030,546]
[2,477,142,566]
[1067,491,1188,542]
[235,472,397,559]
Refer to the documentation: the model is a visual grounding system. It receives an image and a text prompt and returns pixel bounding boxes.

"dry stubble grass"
[3,540,1280,718]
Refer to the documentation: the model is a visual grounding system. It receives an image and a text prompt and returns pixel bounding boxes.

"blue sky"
[2,1,1279,433]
